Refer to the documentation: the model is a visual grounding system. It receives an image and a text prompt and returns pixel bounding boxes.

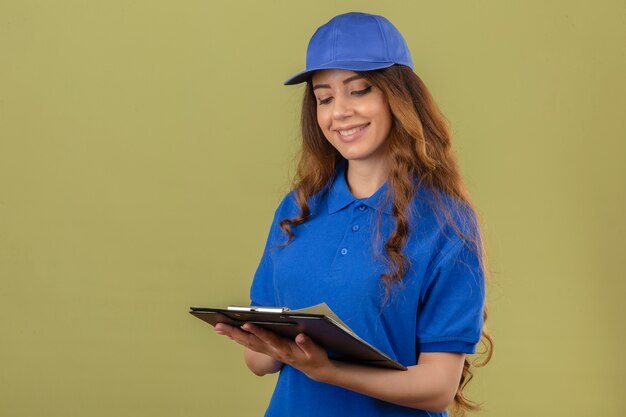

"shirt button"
[340,248,348,256]
[358,205,366,211]
[352,225,360,231]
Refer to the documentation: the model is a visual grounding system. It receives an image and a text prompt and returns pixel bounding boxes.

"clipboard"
[189,303,407,371]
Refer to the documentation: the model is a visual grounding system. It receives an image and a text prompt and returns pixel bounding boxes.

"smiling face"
[311,69,392,168]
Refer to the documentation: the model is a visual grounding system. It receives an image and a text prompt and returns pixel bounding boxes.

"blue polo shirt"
[250,160,485,417]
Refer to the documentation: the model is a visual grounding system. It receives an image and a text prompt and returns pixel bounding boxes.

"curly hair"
[278,64,493,416]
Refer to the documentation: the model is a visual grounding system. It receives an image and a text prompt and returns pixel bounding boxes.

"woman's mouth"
[336,123,370,141]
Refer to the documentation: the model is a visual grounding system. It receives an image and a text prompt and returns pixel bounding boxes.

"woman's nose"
[332,95,354,120]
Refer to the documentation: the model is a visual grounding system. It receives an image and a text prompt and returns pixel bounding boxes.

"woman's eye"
[318,97,332,105]
[317,86,371,105]
[352,86,372,96]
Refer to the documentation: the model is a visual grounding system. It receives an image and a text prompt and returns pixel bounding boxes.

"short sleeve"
[416,234,485,354]
[249,194,293,307]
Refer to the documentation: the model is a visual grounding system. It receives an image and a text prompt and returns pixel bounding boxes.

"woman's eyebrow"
[312,75,365,90]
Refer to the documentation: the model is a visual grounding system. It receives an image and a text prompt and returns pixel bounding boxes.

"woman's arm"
[215,322,464,413]
[244,348,283,376]
[316,351,463,412]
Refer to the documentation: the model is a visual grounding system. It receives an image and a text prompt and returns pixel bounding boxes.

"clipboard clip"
[227,305,290,314]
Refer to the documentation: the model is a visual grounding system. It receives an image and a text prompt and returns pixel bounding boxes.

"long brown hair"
[279,65,493,415]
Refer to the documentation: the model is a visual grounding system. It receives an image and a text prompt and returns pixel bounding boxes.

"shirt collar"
[327,159,393,215]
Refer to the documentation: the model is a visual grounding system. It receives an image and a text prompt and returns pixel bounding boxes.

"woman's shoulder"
[273,182,332,219]
[411,182,480,241]
[272,190,300,219]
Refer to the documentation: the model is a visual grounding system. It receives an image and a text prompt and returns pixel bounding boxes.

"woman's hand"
[215,322,464,411]
[214,322,335,381]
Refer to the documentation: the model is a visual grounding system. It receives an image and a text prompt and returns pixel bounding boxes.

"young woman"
[215,12,493,417]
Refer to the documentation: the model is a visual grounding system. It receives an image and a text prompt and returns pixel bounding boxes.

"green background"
[1,1,624,415]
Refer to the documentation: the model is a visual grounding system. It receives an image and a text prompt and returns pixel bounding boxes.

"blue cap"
[284,12,413,85]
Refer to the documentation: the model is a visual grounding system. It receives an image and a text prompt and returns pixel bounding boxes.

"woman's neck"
[345,159,389,199]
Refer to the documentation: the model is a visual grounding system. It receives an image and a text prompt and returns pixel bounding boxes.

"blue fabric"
[283,12,413,85]
[250,160,485,417]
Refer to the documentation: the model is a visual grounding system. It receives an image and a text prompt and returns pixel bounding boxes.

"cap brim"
[283,61,396,85]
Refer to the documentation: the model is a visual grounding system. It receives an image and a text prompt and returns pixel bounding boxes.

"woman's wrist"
[308,358,340,383]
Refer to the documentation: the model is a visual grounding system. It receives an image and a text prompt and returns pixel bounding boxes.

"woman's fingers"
[215,323,265,351]
[242,324,301,362]
[214,323,229,335]
[215,323,331,380]
[215,323,295,361]
[295,333,313,357]
[242,324,288,348]
[244,326,325,367]
[295,333,326,360]
[215,323,241,338]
